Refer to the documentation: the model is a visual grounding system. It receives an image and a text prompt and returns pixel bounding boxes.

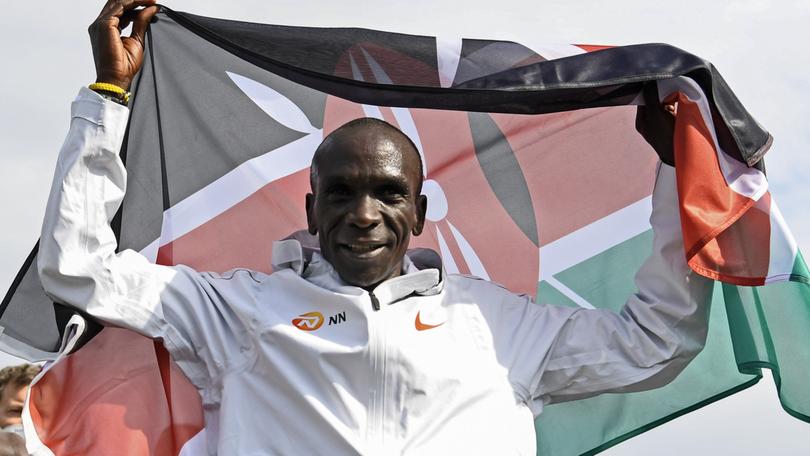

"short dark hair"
[0,364,40,395]
[310,117,424,193]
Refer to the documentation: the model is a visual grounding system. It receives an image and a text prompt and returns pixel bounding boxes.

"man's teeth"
[346,244,383,253]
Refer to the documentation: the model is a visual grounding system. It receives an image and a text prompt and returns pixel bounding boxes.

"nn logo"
[292,312,324,331]
[292,311,347,331]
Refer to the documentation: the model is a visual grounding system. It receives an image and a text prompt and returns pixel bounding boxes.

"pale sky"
[1,1,808,454]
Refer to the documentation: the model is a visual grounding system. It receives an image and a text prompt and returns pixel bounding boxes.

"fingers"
[118,10,138,31]
[92,0,156,34]
[98,0,157,20]
[88,0,158,91]
[128,5,158,45]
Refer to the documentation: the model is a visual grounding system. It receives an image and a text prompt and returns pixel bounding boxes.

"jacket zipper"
[367,292,386,451]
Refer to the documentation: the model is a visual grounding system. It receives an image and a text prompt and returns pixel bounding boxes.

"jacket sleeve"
[37,88,251,388]
[494,162,714,412]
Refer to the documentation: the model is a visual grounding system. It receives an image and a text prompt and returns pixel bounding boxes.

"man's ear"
[412,194,427,236]
[305,193,317,235]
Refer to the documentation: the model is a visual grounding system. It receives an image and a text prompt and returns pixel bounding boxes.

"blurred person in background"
[0,364,41,455]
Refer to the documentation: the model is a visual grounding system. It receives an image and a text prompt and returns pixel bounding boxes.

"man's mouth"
[340,242,387,258]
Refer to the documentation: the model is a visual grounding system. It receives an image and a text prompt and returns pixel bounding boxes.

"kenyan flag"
[2,6,807,455]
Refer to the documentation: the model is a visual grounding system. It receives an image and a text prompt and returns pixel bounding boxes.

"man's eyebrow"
[320,176,352,186]
[378,180,410,191]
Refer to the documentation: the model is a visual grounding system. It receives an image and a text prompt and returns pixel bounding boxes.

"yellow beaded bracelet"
[89,82,131,104]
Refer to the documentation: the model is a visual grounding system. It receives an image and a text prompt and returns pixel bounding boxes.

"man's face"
[306,126,427,289]
[0,384,26,428]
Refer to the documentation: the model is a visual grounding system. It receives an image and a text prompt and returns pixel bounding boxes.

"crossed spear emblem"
[146,41,654,310]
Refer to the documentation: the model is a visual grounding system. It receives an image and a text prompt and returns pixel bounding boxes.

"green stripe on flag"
[723,252,810,423]
[554,230,653,313]
[790,251,810,284]
[537,281,580,308]
[534,247,810,455]
[533,232,776,455]
[535,283,760,455]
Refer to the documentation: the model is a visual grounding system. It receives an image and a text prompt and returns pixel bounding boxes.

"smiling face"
[306,119,427,290]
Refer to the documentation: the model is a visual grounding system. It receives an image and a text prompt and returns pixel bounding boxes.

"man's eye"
[326,186,352,197]
[379,188,407,203]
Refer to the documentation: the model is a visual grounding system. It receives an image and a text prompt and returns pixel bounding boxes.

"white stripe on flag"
[227,72,318,134]
[436,226,460,274]
[765,196,800,284]
[178,428,209,456]
[436,36,462,88]
[447,221,490,280]
[156,132,322,247]
[544,276,595,309]
[539,196,653,281]
[525,43,586,61]
[140,238,159,262]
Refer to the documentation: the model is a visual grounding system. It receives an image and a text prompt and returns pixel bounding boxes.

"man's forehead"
[317,130,419,172]
[317,149,412,184]
[310,118,424,192]
[321,136,405,165]
[327,125,407,154]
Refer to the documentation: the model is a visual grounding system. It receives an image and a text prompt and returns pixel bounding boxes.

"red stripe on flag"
[671,93,769,285]
[324,95,368,136]
[491,107,658,246]
[700,192,771,283]
[29,328,203,455]
[378,106,400,128]
[575,44,614,53]
[156,169,311,273]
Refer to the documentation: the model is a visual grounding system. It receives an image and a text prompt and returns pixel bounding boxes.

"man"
[0,364,40,456]
[36,0,713,453]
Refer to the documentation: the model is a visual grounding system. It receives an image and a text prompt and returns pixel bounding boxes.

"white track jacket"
[37,89,713,455]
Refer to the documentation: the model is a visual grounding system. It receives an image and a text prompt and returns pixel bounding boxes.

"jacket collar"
[271,231,444,306]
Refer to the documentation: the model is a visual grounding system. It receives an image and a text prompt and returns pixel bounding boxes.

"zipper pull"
[369,291,380,311]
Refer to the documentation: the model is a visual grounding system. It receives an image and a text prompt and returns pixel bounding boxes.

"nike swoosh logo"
[415,311,445,331]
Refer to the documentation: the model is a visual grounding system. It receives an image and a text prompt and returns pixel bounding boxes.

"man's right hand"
[88,0,159,91]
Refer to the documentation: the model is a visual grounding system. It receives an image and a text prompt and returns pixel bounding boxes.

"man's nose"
[347,195,382,228]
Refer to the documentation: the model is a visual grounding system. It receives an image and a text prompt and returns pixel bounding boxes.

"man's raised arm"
[36,0,246,387]
[484,162,715,411]
[39,0,158,327]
